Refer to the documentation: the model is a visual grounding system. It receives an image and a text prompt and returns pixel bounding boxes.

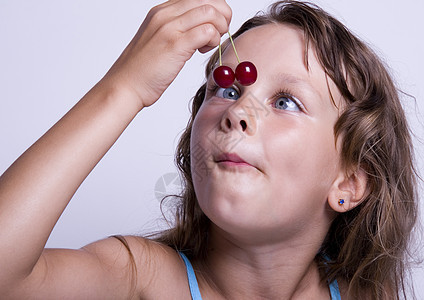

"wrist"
[93,77,147,115]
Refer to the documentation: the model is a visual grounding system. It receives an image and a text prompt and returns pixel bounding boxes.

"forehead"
[221,23,343,108]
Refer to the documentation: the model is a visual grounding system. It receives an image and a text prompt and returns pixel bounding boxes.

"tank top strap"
[178,251,203,300]
[178,251,341,300]
[322,254,341,299]
[328,278,341,300]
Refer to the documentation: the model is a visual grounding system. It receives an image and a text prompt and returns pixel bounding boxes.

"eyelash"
[206,83,219,96]
[206,82,238,97]
[206,83,304,112]
[271,88,304,112]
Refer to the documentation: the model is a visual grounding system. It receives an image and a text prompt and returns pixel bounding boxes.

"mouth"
[215,152,257,169]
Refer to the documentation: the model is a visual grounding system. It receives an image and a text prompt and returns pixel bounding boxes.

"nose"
[220,94,259,136]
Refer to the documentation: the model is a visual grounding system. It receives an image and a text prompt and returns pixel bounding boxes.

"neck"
[196,225,331,300]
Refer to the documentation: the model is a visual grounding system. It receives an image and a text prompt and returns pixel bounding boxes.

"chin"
[209,215,287,247]
[200,195,274,238]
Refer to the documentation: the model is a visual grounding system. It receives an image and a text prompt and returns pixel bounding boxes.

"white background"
[1,0,423,296]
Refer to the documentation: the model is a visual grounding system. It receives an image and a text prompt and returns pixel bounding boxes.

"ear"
[328,167,368,212]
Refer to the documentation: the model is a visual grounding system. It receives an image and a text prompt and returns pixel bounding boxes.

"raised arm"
[0,0,231,298]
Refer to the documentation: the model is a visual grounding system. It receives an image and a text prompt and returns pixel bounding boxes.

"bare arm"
[0,82,139,293]
[0,0,231,297]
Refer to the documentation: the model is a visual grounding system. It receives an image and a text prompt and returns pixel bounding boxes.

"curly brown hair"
[153,1,418,299]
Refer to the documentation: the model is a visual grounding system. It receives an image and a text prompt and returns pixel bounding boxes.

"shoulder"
[83,235,190,299]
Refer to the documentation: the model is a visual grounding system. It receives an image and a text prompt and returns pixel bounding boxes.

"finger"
[154,0,232,27]
[198,45,217,54]
[179,23,221,54]
[174,0,232,25]
[171,4,229,35]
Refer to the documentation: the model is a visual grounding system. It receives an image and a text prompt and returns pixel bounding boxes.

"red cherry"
[213,65,235,88]
[235,61,257,86]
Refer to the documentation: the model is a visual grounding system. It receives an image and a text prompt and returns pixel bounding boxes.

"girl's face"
[191,24,344,245]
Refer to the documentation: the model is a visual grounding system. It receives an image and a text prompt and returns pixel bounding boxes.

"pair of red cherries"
[212,32,257,88]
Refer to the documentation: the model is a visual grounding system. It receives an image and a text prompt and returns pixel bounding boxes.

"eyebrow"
[274,72,327,106]
[275,73,317,94]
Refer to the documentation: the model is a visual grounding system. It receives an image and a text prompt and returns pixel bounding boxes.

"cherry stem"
[228,31,241,64]
[218,43,222,66]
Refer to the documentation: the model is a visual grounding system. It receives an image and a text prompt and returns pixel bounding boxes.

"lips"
[215,152,255,168]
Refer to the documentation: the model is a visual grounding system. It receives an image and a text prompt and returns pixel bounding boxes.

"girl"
[0,0,418,299]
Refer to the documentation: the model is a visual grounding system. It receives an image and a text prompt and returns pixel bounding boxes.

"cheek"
[190,102,221,142]
[190,104,222,197]
[264,120,339,202]
[190,108,212,180]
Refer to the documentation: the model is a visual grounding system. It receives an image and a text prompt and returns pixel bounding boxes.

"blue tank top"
[179,252,341,300]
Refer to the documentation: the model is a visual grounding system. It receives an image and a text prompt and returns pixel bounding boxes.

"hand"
[102,0,232,109]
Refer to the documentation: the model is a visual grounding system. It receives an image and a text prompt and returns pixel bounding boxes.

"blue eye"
[274,96,300,111]
[216,87,240,100]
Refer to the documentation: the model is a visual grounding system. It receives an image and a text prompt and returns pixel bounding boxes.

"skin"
[192,24,342,244]
[190,23,349,299]
[0,0,367,298]
[0,0,232,298]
